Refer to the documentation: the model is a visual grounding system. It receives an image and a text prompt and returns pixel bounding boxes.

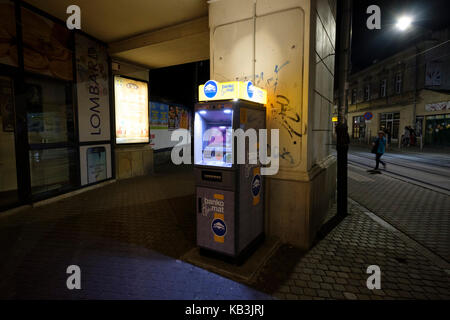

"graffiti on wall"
[235,59,302,166]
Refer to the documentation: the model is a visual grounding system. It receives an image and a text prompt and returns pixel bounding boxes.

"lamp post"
[336,0,352,217]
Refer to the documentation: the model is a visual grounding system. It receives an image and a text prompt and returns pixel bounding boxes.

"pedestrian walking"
[402,126,410,147]
[409,126,416,146]
[371,131,387,171]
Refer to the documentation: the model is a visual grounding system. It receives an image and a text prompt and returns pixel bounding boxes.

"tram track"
[347,157,450,195]
[350,152,450,179]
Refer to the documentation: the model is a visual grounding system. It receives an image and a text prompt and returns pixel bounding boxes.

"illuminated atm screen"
[194,109,233,168]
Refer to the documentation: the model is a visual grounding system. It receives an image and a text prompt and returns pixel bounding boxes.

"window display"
[25,77,73,145]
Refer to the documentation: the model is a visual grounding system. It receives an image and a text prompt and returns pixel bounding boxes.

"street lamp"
[396,16,412,31]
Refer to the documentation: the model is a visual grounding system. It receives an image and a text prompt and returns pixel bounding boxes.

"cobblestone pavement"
[0,165,449,300]
[253,201,450,300]
[0,166,270,300]
[347,164,450,262]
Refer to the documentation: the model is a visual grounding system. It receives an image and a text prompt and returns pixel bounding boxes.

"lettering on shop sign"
[88,47,102,136]
[66,5,81,30]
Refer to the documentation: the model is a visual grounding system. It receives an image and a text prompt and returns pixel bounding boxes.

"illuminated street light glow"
[396,16,412,31]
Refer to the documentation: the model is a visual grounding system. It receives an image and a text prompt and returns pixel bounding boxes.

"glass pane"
[25,77,73,145]
[392,122,399,139]
[194,109,233,168]
[21,7,73,81]
[29,147,77,195]
[0,77,18,208]
[0,1,18,67]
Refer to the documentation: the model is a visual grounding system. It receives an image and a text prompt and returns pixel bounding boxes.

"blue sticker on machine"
[251,174,262,197]
[211,218,227,237]
[204,80,218,99]
[247,81,254,98]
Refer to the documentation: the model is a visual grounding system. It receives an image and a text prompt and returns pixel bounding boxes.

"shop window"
[25,77,74,145]
[0,2,18,68]
[21,7,73,81]
[352,116,366,139]
[425,114,450,146]
[29,148,77,195]
[364,85,370,101]
[24,76,77,197]
[351,88,357,104]
[380,112,400,140]
[380,79,387,97]
[395,73,402,94]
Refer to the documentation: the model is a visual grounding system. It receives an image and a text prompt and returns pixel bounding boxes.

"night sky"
[351,0,450,72]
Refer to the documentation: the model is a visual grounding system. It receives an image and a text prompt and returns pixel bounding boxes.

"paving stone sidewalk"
[252,201,450,300]
[347,164,450,262]
[0,167,271,300]
[0,165,448,300]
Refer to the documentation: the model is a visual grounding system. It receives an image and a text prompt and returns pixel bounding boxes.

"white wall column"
[208,0,337,249]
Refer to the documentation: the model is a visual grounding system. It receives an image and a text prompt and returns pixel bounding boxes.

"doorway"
[380,112,400,141]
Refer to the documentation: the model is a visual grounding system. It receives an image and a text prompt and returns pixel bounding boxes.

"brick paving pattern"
[347,164,450,262]
[0,168,270,299]
[0,165,449,299]
[253,202,450,300]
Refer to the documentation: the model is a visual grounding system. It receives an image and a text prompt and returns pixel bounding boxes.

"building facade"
[345,28,450,147]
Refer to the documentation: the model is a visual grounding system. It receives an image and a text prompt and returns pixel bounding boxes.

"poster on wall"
[114,76,149,144]
[75,33,110,142]
[0,1,18,67]
[168,105,178,130]
[168,105,190,130]
[150,102,168,129]
[150,101,191,150]
[21,7,73,81]
[79,144,112,186]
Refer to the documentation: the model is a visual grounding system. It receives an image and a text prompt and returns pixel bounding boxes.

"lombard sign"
[75,33,110,142]
[199,80,267,104]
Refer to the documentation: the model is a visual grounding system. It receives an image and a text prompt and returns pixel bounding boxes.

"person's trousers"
[375,153,385,170]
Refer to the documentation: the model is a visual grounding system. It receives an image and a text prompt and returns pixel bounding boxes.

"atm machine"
[194,80,267,260]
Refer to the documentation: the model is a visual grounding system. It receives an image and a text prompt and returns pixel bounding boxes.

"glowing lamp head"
[199,110,207,115]
[223,109,232,114]
[396,16,412,31]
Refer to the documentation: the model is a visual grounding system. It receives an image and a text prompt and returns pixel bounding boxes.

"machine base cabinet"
[197,187,236,256]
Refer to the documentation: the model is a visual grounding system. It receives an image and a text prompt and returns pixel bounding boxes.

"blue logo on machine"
[251,174,261,197]
[212,218,227,237]
[204,80,218,99]
[247,81,255,98]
